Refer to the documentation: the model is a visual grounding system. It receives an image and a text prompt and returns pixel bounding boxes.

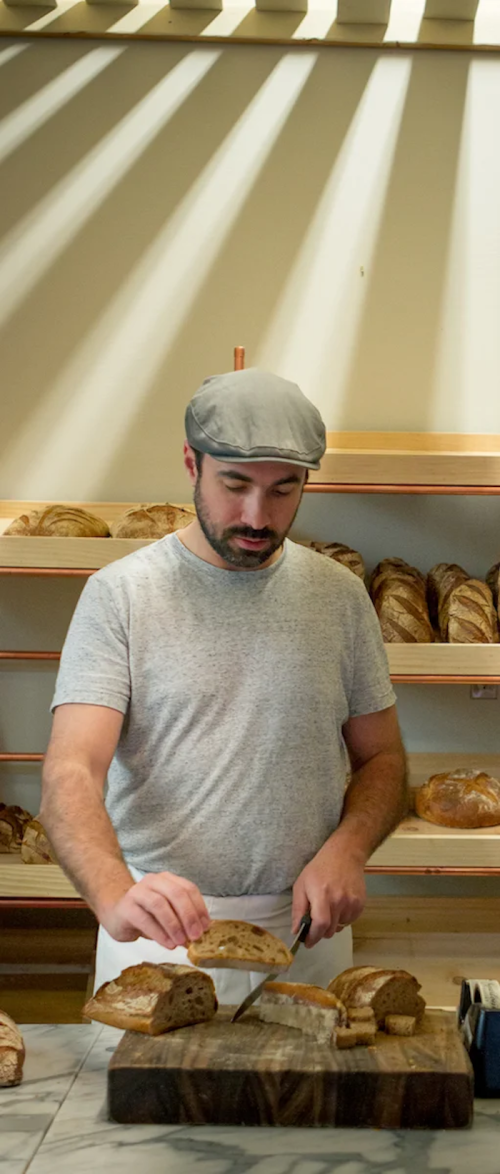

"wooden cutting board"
[108,1007,474,1128]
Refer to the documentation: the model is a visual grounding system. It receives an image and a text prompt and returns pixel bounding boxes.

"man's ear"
[183,442,198,485]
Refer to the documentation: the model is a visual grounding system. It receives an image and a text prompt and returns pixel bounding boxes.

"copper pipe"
[234,346,245,371]
[305,484,500,496]
[365,866,500,875]
[0,651,60,661]
[0,753,44,761]
[392,675,500,684]
[0,899,85,909]
[0,567,95,576]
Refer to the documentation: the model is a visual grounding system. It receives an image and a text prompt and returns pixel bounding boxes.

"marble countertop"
[1,1024,500,1174]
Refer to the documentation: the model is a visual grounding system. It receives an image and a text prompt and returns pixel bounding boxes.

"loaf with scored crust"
[83,962,217,1034]
[0,1010,25,1086]
[415,769,500,828]
[369,559,433,643]
[327,966,425,1028]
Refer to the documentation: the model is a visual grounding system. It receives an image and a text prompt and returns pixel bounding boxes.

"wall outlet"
[470,685,498,700]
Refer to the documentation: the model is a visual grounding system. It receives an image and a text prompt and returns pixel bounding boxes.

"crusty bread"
[0,804,32,853]
[21,819,57,864]
[258,982,347,1043]
[187,920,293,973]
[82,962,217,1035]
[427,563,498,643]
[111,504,195,539]
[415,769,500,828]
[327,966,425,1028]
[0,1010,25,1086]
[333,1023,377,1048]
[346,1006,376,1024]
[369,559,433,643]
[385,1014,416,1036]
[5,505,109,537]
[308,541,365,581]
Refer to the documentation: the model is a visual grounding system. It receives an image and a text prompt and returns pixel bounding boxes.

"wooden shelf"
[386,644,500,681]
[310,431,500,491]
[0,855,79,899]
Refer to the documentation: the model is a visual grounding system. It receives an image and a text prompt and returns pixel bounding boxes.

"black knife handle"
[298,912,312,941]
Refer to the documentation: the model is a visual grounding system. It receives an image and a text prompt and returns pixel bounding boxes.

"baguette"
[187,920,293,973]
[327,966,425,1028]
[0,1010,25,1086]
[415,769,500,828]
[82,962,217,1035]
[257,982,347,1043]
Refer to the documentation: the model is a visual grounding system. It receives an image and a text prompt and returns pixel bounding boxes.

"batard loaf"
[327,966,425,1028]
[186,919,293,973]
[82,962,217,1034]
[0,1011,25,1086]
[5,505,109,537]
[427,563,498,643]
[414,769,500,828]
[369,559,433,643]
[111,504,195,539]
[308,541,365,581]
[21,818,58,864]
[0,804,32,853]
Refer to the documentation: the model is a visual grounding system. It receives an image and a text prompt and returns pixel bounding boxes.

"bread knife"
[230,912,312,1024]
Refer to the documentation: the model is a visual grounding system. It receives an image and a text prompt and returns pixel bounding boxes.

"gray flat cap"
[185,368,326,470]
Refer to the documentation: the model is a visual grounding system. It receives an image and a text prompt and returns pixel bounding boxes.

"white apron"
[94,866,353,1000]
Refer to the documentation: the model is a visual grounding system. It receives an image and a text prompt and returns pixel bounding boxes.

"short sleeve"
[51,572,130,715]
[348,586,396,718]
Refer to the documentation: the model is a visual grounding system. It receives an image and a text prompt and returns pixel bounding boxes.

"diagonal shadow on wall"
[335,50,471,432]
[99,47,378,499]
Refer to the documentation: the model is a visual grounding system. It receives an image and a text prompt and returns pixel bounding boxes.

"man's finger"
[291,883,308,935]
[307,892,334,946]
[164,874,211,931]
[122,903,180,950]
[146,877,208,942]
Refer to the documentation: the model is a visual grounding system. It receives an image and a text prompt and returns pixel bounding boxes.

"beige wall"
[1,37,500,894]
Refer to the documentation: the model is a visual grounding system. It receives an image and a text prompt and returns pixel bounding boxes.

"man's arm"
[292,705,408,946]
[41,704,210,946]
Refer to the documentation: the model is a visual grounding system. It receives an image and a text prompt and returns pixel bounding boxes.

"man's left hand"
[291,840,366,948]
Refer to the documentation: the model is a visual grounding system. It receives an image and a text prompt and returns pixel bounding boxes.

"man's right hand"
[98,871,211,949]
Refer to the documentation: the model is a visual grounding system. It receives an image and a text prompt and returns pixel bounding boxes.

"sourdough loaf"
[308,542,365,581]
[0,804,32,853]
[369,559,433,643]
[187,920,293,973]
[257,982,347,1043]
[427,563,498,643]
[111,504,195,539]
[414,769,500,828]
[83,962,217,1034]
[21,819,57,864]
[0,1010,25,1086]
[327,966,425,1028]
[5,505,110,537]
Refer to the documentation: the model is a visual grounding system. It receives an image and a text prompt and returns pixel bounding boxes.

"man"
[40,369,408,1000]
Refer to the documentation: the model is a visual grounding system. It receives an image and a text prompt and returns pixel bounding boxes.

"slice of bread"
[186,920,293,973]
[82,962,217,1035]
[257,982,347,1043]
[327,966,425,1028]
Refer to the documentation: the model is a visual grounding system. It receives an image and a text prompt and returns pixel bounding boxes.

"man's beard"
[194,479,299,568]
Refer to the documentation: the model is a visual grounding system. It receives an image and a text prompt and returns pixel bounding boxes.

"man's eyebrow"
[216,470,302,486]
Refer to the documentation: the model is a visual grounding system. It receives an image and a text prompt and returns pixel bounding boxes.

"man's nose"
[240,493,270,531]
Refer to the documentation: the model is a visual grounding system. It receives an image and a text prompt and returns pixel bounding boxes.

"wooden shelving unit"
[1,431,500,901]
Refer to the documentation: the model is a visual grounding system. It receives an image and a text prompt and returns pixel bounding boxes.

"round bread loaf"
[415,769,500,828]
[21,819,57,864]
[111,504,195,539]
[308,541,365,581]
[0,805,32,853]
[5,506,109,537]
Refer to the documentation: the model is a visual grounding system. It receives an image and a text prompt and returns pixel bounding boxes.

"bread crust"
[0,1010,25,1086]
[83,962,217,1034]
[5,506,109,537]
[187,920,293,972]
[21,819,57,864]
[327,967,425,1028]
[369,559,433,643]
[415,769,500,828]
[111,504,195,539]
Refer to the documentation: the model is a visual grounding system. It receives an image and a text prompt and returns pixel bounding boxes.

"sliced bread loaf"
[258,982,347,1043]
[82,962,217,1035]
[187,920,293,972]
[327,966,425,1028]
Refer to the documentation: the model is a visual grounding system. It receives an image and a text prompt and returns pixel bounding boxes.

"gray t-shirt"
[51,534,395,896]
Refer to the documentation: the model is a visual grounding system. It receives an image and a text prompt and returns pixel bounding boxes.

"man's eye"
[226,485,246,493]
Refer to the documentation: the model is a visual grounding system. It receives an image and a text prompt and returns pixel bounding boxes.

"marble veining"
[1,1026,500,1174]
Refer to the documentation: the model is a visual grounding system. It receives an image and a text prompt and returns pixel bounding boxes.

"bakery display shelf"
[309,431,500,491]
[0,855,80,899]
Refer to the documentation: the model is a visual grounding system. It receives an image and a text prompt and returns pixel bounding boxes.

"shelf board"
[310,431,500,490]
[386,643,500,680]
[0,855,79,899]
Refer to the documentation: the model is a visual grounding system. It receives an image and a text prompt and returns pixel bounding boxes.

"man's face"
[192,453,306,569]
